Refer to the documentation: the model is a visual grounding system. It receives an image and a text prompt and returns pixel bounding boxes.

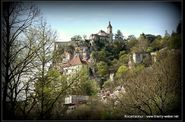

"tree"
[150,35,162,51]
[2,2,40,119]
[176,20,181,34]
[110,41,126,59]
[158,30,170,48]
[116,65,128,78]
[127,35,136,41]
[131,33,149,52]
[83,35,87,40]
[28,19,57,119]
[115,29,124,41]
[68,66,100,96]
[22,20,79,119]
[168,23,182,49]
[108,49,181,116]
[53,45,65,63]
[95,61,109,88]
[34,68,68,119]
[93,38,107,51]
[127,35,137,51]
[71,35,83,46]
[110,59,119,72]
[119,53,129,66]
[96,61,109,78]
[91,49,107,63]
[168,33,181,49]
[71,35,83,42]
[93,49,107,62]
[165,30,170,37]
[65,45,75,55]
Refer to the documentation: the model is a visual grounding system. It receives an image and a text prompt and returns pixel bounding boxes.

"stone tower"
[107,21,113,42]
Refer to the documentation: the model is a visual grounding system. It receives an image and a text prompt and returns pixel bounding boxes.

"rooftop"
[62,55,86,68]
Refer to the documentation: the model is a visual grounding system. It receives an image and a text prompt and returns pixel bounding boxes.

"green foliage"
[110,59,119,72]
[116,65,128,78]
[96,61,109,78]
[93,39,107,51]
[71,35,83,42]
[113,40,125,52]
[34,68,68,119]
[165,30,170,37]
[103,80,114,89]
[109,49,181,116]
[65,45,75,55]
[98,49,106,61]
[105,41,126,60]
[176,21,181,34]
[81,79,100,96]
[69,66,100,96]
[146,47,153,53]
[103,44,116,60]
[115,29,124,41]
[128,35,136,40]
[130,34,149,53]
[150,38,162,51]
[71,35,87,47]
[160,36,169,48]
[127,35,137,50]
[90,35,127,65]
[119,54,129,65]
[53,45,65,62]
[91,49,108,63]
[119,50,126,57]
[132,64,145,73]
[35,69,67,99]
[168,33,181,49]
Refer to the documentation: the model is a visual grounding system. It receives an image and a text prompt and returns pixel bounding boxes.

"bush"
[116,65,128,78]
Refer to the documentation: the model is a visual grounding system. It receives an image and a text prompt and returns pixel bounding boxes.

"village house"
[53,40,90,75]
[61,54,87,76]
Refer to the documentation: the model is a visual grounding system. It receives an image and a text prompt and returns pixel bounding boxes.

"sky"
[34,1,181,42]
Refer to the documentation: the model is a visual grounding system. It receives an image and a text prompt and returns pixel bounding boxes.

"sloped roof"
[97,30,108,36]
[62,55,86,68]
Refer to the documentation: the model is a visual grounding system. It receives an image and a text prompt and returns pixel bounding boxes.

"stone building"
[61,54,87,76]
[54,41,72,51]
[132,52,150,64]
[89,21,113,46]
[150,52,157,63]
[64,95,89,112]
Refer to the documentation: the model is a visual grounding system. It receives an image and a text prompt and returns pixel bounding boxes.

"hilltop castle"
[89,21,113,45]
[54,21,113,50]
[53,22,113,75]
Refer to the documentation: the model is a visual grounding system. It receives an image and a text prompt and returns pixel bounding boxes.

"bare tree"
[2,2,40,119]
[105,49,181,118]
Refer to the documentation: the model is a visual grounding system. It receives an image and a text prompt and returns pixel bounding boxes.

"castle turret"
[107,21,112,34]
[107,21,113,42]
